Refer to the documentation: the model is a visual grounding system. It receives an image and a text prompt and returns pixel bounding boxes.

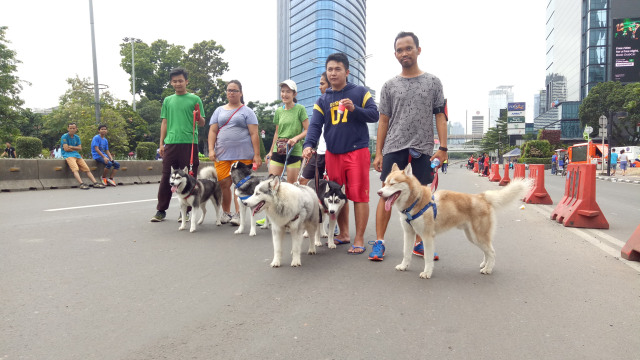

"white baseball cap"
[279,79,297,92]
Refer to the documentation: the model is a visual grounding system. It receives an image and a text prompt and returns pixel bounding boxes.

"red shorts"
[325,148,370,203]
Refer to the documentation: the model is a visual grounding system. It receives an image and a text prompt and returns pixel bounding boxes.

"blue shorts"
[620,161,628,170]
[95,157,120,170]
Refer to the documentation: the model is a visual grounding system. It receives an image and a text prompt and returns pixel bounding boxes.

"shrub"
[136,142,157,160]
[16,137,43,158]
[522,140,553,159]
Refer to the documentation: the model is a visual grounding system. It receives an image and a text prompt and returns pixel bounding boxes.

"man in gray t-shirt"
[369,31,448,262]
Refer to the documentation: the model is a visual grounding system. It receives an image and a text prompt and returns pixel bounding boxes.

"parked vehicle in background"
[568,142,608,165]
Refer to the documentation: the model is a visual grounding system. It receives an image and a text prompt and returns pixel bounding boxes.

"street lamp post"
[123,37,142,111]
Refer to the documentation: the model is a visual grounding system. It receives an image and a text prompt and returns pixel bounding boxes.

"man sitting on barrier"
[91,124,120,186]
[61,123,105,190]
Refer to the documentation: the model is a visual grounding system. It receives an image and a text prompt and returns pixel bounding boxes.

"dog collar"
[402,195,437,224]
[239,195,251,201]
[236,175,251,188]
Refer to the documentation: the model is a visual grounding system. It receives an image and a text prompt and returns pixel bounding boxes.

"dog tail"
[483,178,532,209]
[198,166,218,181]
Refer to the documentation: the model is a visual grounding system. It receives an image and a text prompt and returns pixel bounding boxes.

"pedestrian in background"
[91,124,120,186]
[2,142,16,158]
[619,149,629,176]
[609,148,618,176]
[208,80,261,225]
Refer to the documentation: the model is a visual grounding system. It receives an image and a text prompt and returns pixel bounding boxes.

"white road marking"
[529,204,640,273]
[43,198,174,212]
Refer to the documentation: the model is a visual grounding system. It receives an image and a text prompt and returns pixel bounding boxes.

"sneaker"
[93,182,105,188]
[230,212,240,226]
[221,212,233,224]
[178,211,191,222]
[150,210,166,222]
[368,240,385,261]
[101,177,108,186]
[412,241,424,256]
[79,183,90,190]
[256,218,266,226]
[106,178,117,186]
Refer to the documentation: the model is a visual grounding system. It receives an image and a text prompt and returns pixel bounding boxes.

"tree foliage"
[480,110,509,157]
[247,100,282,154]
[0,26,29,142]
[579,81,640,146]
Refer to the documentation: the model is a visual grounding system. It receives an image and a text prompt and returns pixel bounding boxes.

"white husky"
[243,176,321,267]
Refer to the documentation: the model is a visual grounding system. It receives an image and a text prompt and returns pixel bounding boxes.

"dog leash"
[295,155,310,185]
[189,103,200,176]
[280,144,294,181]
[408,152,439,193]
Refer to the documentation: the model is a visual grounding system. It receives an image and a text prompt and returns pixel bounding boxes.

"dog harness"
[401,195,437,224]
[235,175,252,201]
[183,183,198,200]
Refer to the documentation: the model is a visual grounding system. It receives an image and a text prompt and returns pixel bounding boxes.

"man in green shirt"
[151,67,205,222]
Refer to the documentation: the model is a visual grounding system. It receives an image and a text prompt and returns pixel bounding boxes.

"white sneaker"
[220,212,233,224]
[230,212,240,226]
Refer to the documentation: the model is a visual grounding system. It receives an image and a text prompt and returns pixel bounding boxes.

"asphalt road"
[1,165,639,360]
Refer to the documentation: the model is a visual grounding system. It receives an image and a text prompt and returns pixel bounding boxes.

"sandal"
[347,245,366,255]
[79,183,90,190]
[93,182,105,188]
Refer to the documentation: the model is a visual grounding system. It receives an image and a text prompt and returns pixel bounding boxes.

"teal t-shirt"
[60,133,81,159]
[160,93,205,144]
[273,104,307,156]
[610,152,619,164]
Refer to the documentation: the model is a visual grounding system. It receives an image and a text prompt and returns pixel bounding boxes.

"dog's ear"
[404,163,413,177]
[231,161,238,169]
[341,184,346,194]
[183,166,189,173]
[171,166,175,172]
[269,176,280,192]
[325,183,330,194]
[391,163,399,172]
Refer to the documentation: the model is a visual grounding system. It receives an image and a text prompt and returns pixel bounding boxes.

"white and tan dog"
[243,175,321,267]
[377,163,531,279]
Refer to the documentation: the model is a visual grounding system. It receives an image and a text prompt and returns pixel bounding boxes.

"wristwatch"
[438,146,448,152]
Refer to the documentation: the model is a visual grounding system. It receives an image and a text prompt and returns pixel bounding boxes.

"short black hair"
[169,67,188,81]
[394,31,420,50]
[98,124,107,131]
[325,53,349,70]
[68,122,77,127]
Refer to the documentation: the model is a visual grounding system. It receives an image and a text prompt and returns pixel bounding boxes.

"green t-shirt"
[160,93,205,144]
[273,104,308,156]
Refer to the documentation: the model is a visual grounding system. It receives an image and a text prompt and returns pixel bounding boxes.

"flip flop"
[347,245,366,255]
[329,238,350,246]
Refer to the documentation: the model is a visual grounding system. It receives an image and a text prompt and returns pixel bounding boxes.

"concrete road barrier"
[0,159,44,191]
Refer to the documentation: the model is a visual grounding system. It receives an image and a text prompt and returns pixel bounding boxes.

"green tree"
[136,97,162,143]
[43,77,131,157]
[247,100,281,154]
[120,39,185,101]
[0,26,29,142]
[480,111,509,158]
[579,81,640,146]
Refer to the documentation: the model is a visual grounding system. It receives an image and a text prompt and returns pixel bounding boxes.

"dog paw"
[290,260,301,267]
[321,233,328,238]
[314,240,323,247]
[270,260,281,268]
[395,264,408,271]
[249,230,257,237]
[419,271,432,279]
[189,228,196,233]
[327,243,337,250]
[480,267,493,275]
[307,249,316,255]
[216,221,222,226]
[479,261,486,268]
[178,225,186,231]
[234,229,242,235]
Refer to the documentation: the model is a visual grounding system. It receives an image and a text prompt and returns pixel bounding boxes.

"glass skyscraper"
[277,0,368,116]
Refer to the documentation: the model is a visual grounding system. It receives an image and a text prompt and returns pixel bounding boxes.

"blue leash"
[280,144,294,181]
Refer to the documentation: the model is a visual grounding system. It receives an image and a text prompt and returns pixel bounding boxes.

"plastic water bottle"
[431,158,440,169]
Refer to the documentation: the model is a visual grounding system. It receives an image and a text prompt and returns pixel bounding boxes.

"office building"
[277,0,368,116]
[472,114,485,136]
[488,86,513,129]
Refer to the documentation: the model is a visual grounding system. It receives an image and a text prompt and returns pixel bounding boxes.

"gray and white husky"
[243,175,321,267]
[306,179,346,249]
[169,166,223,232]
[230,161,269,236]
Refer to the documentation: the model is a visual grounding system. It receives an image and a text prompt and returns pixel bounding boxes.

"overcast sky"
[2,0,546,131]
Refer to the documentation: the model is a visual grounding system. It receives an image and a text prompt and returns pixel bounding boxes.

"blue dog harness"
[401,195,437,224]
[235,175,252,201]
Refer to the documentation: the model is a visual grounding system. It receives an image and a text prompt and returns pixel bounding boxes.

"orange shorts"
[66,157,90,172]
[215,159,252,180]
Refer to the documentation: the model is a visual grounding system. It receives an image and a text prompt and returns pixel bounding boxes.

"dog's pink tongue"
[330,213,337,221]
[171,186,177,193]
[385,193,398,211]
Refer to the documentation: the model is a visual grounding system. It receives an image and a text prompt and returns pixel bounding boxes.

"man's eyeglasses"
[227,89,240,93]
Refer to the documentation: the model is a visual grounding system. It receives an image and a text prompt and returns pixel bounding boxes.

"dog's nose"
[329,210,335,214]
[376,190,383,196]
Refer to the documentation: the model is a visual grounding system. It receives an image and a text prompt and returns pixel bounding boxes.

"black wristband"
[438,146,448,152]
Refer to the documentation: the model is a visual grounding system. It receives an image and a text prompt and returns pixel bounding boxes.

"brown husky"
[377,163,531,279]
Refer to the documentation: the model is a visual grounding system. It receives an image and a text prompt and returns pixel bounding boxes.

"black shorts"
[270,152,302,165]
[301,152,326,179]
[380,149,433,185]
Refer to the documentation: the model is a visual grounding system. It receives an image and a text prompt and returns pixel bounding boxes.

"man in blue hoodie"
[303,53,379,255]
